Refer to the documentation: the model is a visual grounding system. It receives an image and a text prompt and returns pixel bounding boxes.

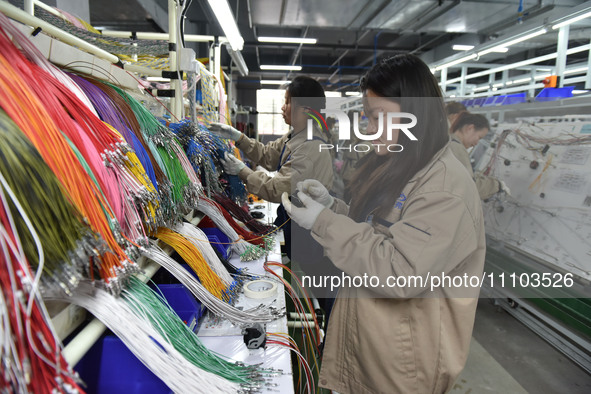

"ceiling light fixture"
[260,80,289,85]
[206,0,244,51]
[478,28,547,56]
[434,53,477,71]
[260,65,302,71]
[258,37,317,44]
[552,10,591,29]
[452,44,474,51]
[345,91,362,96]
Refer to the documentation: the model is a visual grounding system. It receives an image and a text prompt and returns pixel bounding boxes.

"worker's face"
[461,125,489,148]
[281,91,291,126]
[364,89,400,156]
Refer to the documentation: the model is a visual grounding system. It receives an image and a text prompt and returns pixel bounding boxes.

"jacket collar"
[289,124,325,144]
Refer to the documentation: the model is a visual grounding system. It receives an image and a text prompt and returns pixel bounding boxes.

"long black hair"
[348,54,449,221]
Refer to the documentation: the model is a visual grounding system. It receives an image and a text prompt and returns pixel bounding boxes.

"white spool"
[243,280,278,299]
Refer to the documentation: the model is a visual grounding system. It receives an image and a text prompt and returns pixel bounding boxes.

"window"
[256,89,289,135]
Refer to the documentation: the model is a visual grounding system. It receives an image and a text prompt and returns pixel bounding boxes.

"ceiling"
[83,0,590,91]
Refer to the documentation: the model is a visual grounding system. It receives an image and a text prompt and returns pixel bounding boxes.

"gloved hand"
[220,152,246,175]
[281,191,326,230]
[499,180,511,196]
[296,179,334,209]
[208,122,242,141]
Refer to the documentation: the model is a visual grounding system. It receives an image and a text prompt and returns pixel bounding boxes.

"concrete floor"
[451,299,591,394]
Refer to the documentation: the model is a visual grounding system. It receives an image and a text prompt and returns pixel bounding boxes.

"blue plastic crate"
[535,86,574,102]
[75,336,172,394]
[156,284,204,330]
[200,227,232,259]
[502,93,527,105]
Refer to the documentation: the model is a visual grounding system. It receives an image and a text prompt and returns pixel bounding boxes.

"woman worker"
[282,54,486,393]
[208,76,334,259]
[449,111,510,199]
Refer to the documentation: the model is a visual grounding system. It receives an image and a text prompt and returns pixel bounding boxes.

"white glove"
[281,191,326,230]
[296,179,334,209]
[209,122,242,141]
[220,152,246,175]
[499,180,511,196]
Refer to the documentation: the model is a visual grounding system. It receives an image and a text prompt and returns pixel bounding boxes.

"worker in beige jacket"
[449,112,510,199]
[282,54,486,393]
[209,76,334,259]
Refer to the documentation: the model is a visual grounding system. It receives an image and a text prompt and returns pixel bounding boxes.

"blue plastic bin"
[200,227,232,259]
[535,86,574,102]
[502,93,526,105]
[74,284,203,393]
[156,284,204,330]
[75,336,171,394]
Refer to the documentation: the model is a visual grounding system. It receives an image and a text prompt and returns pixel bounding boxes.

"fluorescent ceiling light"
[260,65,302,71]
[564,66,588,75]
[435,53,477,71]
[473,86,490,92]
[260,80,288,85]
[452,44,474,51]
[325,91,343,97]
[553,10,591,30]
[478,28,547,56]
[493,83,504,88]
[207,0,244,51]
[492,47,509,53]
[511,77,532,84]
[345,91,362,96]
[453,45,474,51]
[258,36,317,44]
[573,89,589,94]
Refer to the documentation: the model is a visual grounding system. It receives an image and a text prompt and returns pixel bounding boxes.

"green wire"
[107,84,194,219]
[122,277,266,387]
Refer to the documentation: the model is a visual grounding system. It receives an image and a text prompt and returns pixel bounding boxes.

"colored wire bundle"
[142,245,283,324]
[122,276,275,389]
[155,228,231,302]
[0,110,94,289]
[107,84,200,220]
[46,281,239,394]
[265,261,322,388]
[0,165,82,393]
[214,194,276,236]
[0,20,137,292]
[267,333,315,394]
[174,223,235,287]
[31,3,169,57]
[195,197,254,256]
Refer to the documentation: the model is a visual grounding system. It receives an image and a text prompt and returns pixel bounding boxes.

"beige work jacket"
[235,126,334,203]
[449,136,500,200]
[311,144,486,393]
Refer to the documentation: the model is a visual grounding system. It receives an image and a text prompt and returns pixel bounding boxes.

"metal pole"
[441,67,448,95]
[168,0,183,119]
[556,25,570,88]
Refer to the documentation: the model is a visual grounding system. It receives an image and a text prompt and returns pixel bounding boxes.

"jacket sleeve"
[238,139,334,203]
[310,191,481,298]
[474,172,501,200]
[235,134,286,171]
[449,141,500,200]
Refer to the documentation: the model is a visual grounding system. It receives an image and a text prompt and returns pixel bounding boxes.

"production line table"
[196,201,293,393]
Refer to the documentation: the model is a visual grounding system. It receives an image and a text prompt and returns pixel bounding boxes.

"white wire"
[174,222,233,285]
[142,245,283,324]
[47,281,240,394]
[196,198,250,255]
